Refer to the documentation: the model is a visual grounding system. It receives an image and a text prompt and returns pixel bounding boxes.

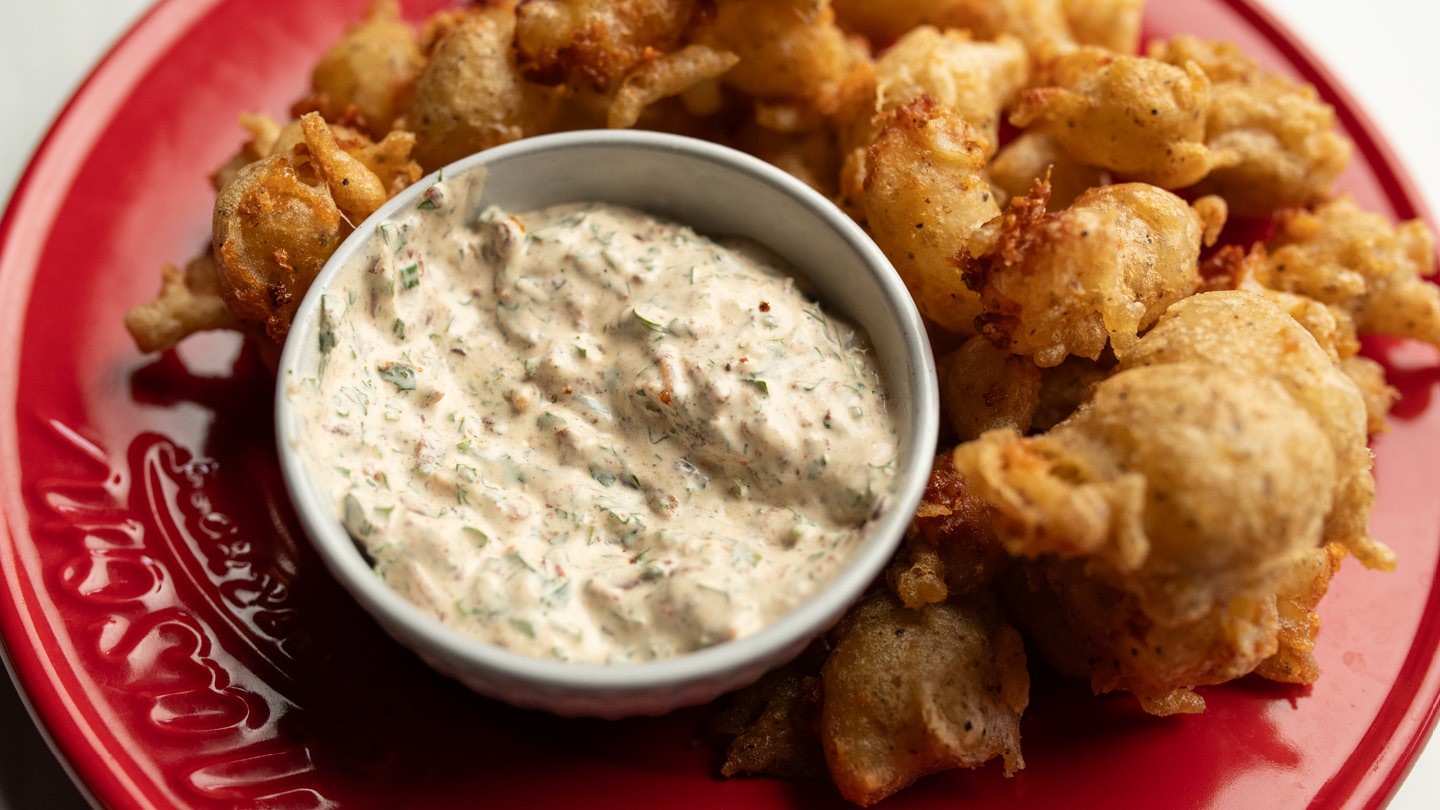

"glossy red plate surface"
[2,1,1438,808]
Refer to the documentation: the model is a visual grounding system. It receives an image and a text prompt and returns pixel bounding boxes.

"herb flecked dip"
[288,175,900,664]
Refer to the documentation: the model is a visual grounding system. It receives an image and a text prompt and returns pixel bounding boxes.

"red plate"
[2,1,1438,807]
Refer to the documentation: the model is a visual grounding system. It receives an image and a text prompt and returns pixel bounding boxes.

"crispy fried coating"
[1121,291,1392,571]
[135,110,420,352]
[607,44,739,128]
[961,353,1347,715]
[891,453,1011,608]
[1147,34,1254,82]
[1257,195,1440,348]
[938,336,1041,441]
[821,591,1028,806]
[212,156,345,341]
[887,539,951,609]
[1253,544,1345,684]
[407,6,553,171]
[988,131,1108,210]
[961,182,1225,366]
[1237,284,1363,361]
[1341,355,1399,434]
[832,0,1069,49]
[832,0,969,44]
[837,28,1026,211]
[861,98,1001,334]
[1011,48,1218,189]
[956,0,1072,50]
[123,251,239,353]
[345,128,424,195]
[298,113,389,223]
[1003,540,1341,713]
[1061,0,1143,53]
[871,27,1029,155]
[275,113,420,201]
[1151,36,1353,215]
[698,0,866,118]
[954,362,1337,624]
[1000,558,1281,715]
[514,0,702,91]
[708,647,829,780]
[1030,353,1111,431]
[292,0,425,139]
[274,114,422,199]
[1201,81,1351,211]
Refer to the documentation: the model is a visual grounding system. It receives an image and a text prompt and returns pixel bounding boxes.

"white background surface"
[1,1,1437,807]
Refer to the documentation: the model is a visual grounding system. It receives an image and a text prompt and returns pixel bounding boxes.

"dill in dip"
[287,175,899,664]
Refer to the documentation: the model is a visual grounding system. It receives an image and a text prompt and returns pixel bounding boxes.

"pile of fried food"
[124,0,1440,805]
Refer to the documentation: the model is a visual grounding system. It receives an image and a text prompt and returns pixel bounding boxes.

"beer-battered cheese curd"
[291,177,899,664]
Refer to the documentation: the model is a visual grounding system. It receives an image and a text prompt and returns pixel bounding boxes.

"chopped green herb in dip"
[289,178,899,664]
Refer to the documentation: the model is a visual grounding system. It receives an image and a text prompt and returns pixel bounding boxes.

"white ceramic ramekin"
[275,130,938,718]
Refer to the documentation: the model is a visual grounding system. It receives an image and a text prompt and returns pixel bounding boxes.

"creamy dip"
[288,175,899,664]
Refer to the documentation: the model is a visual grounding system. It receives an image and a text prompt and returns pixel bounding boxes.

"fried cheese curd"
[987,130,1108,210]
[712,455,1025,806]
[210,155,344,343]
[511,0,742,130]
[121,0,1440,803]
[961,181,1226,366]
[1000,540,1344,715]
[1010,47,1219,188]
[820,591,1028,806]
[954,361,1341,711]
[706,645,830,781]
[140,111,422,350]
[889,452,1014,607]
[952,290,1386,712]
[695,0,867,129]
[870,27,1029,155]
[1060,0,1144,54]
[709,592,1028,809]
[862,98,1002,334]
[1150,35,1353,215]
[405,4,559,171]
[1122,291,1392,571]
[291,0,425,139]
[123,252,240,354]
[1258,195,1440,349]
[937,336,1042,441]
[956,356,1338,609]
[833,0,1068,47]
[513,0,703,91]
[209,112,420,341]
[836,26,1026,214]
